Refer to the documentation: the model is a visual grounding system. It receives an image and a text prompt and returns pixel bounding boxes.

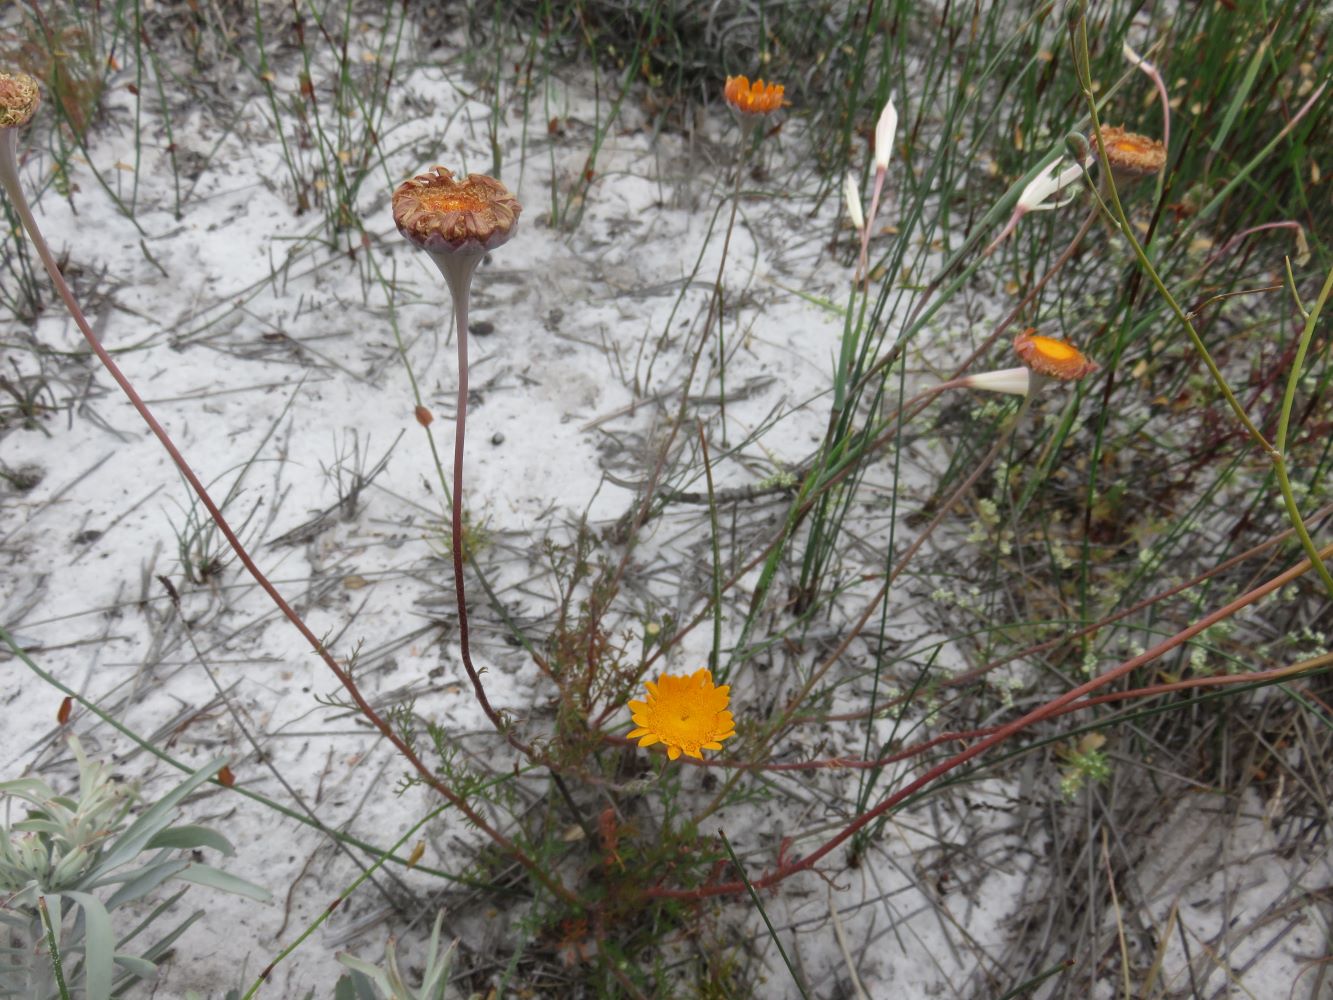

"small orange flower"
[1090,125,1165,178]
[1014,328,1099,381]
[627,668,736,761]
[392,167,521,255]
[724,75,785,117]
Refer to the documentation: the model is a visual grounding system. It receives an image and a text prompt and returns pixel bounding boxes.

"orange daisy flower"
[724,75,785,117]
[1014,328,1099,381]
[627,669,736,761]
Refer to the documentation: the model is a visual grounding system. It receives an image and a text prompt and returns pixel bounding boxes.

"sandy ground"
[2,10,1327,1000]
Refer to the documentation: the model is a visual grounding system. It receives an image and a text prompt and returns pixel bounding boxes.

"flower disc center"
[1032,337,1078,360]
[419,190,487,215]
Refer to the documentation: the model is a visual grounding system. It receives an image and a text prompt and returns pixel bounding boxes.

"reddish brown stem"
[790,501,1333,727]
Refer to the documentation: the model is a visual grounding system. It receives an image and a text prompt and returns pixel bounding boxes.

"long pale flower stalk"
[436,248,518,744]
[391,167,527,748]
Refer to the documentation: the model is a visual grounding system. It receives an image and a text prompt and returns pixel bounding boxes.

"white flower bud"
[843,171,864,231]
[874,97,898,171]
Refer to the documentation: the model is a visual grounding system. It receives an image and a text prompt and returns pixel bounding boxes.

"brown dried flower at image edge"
[0,72,40,129]
[392,167,521,255]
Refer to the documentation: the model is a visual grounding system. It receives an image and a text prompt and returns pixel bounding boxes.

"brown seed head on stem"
[1090,124,1166,179]
[392,167,520,256]
[0,72,40,130]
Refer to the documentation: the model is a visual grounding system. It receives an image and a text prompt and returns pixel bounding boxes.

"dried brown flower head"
[392,167,520,255]
[1090,125,1166,178]
[0,72,40,129]
[724,75,785,117]
[1014,328,1099,381]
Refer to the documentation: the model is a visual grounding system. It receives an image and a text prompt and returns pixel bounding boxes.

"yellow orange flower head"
[627,668,736,761]
[0,72,40,129]
[392,167,521,256]
[1014,328,1099,381]
[724,75,786,117]
[1090,124,1166,178]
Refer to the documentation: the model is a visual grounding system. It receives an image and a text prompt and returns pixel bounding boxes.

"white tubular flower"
[1121,40,1155,75]
[1019,157,1085,212]
[874,97,898,171]
[960,367,1031,396]
[982,155,1089,256]
[844,171,865,231]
